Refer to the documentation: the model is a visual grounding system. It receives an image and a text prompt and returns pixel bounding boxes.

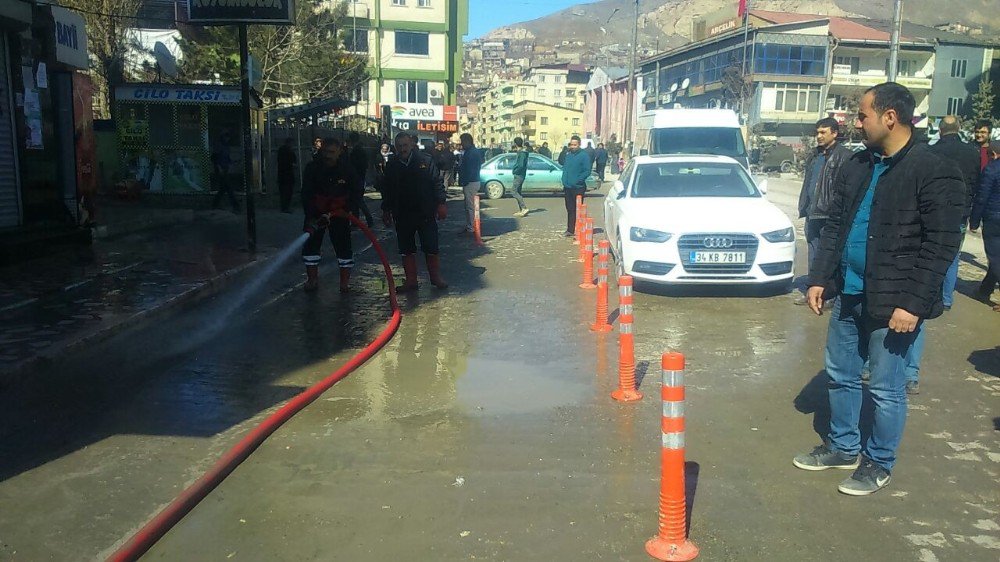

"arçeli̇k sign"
[187,0,295,25]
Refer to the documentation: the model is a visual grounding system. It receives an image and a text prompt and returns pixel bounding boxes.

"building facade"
[340,0,467,139]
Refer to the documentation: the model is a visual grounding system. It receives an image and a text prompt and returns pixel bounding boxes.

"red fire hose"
[109,216,401,561]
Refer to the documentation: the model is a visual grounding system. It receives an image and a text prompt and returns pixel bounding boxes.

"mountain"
[484,0,1000,54]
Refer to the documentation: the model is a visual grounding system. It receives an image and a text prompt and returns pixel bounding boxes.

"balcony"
[830,67,932,90]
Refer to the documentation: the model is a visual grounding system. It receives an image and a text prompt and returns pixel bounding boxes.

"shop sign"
[116,85,242,105]
[51,6,89,70]
[386,103,458,122]
[416,121,458,133]
[709,18,740,37]
[187,0,296,25]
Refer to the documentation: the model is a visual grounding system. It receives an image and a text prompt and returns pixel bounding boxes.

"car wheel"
[484,180,505,200]
[780,161,794,174]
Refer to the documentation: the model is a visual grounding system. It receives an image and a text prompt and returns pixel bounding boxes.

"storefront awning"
[267,97,358,121]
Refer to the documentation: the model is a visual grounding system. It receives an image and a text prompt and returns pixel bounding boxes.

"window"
[553,102,561,107]
[397,80,429,103]
[344,28,368,53]
[391,0,405,5]
[554,89,562,97]
[540,132,548,140]
[527,156,553,170]
[540,116,549,125]
[565,89,575,97]
[702,47,742,83]
[833,55,860,74]
[754,44,827,76]
[885,59,917,77]
[572,118,580,126]
[951,59,967,78]
[631,162,759,198]
[395,31,429,55]
[519,87,527,96]
[947,97,964,115]
[418,0,431,6]
[537,88,546,96]
[769,83,822,114]
[555,76,563,83]
[538,76,546,83]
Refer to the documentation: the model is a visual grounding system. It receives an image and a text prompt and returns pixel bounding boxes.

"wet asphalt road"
[0,179,998,561]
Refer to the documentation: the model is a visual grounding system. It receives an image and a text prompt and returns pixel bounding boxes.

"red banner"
[738,0,748,18]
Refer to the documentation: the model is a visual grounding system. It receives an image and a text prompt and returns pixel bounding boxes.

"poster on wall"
[120,148,208,194]
[23,90,43,149]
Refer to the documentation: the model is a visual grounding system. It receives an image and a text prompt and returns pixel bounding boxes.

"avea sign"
[391,103,444,121]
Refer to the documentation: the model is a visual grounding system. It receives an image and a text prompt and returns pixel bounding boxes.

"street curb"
[0,252,274,390]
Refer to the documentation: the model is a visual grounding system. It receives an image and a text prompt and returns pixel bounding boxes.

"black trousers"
[212,167,239,210]
[278,177,293,212]
[396,218,440,255]
[302,217,353,268]
[596,162,606,181]
[564,187,586,234]
[980,218,1000,296]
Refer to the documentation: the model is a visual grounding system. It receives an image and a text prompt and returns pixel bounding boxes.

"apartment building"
[340,0,468,140]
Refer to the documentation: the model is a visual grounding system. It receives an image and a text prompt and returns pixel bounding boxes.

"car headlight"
[630,227,672,243]
[761,227,794,243]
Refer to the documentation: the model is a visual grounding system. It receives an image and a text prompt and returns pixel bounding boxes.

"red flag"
[738,0,748,18]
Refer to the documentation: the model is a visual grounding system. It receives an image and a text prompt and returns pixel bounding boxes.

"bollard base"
[611,388,643,402]
[590,322,613,332]
[579,282,597,289]
[645,537,699,561]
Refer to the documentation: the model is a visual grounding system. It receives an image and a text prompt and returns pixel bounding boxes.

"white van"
[634,109,749,170]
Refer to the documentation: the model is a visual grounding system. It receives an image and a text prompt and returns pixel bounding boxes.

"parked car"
[751,143,797,173]
[478,153,597,199]
[604,154,795,288]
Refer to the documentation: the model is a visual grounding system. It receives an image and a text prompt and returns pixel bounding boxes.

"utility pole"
[624,0,639,149]
[239,24,257,253]
[888,0,903,82]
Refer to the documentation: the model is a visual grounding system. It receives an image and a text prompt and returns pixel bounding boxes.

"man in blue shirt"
[458,133,484,235]
[561,136,591,237]
[793,83,964,496]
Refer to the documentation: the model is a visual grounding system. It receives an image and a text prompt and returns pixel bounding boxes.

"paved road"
[1,179,998,561]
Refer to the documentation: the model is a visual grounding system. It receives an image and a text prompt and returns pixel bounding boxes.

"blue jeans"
[825,294,921,471]
[942,229,965,307]
[863,326,923,383]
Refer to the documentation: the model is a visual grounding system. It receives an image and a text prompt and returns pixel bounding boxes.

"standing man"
[974,120,993,171]
[509,137,531,217]
[276,137,296,213]
[557,144,568,166]
[970,141,1000,305]
[436,141,456,189]
[795,117,853,305]
[594,143,609,182]
[345,132,375,227]
[211,130,240,212]
[793,83,964,495]
[301,138,362,293]
[539,142,553,160]
[311,137,323,161]
[561,135,592,237]
[458,133,484,235]
[380,132,449,291]
[930,115,981,308]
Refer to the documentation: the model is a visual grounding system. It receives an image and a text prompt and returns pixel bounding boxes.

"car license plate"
[690,251,746,264]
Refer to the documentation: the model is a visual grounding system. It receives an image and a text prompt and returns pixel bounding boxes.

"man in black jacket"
[796,117,854,303]
[380,132,449,291]
[793,83,964,496]
[930,115,982,308]
[345,132,375,227]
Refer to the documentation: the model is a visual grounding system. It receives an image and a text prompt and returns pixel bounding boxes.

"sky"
[466,0,599,39]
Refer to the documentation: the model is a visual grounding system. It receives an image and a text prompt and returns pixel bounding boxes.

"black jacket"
[971,159,1000,229]
[808,136,965,321]
[301,159,362,218]
[928,134,981,220]
[379,150,446,223]
[798,142,853,219]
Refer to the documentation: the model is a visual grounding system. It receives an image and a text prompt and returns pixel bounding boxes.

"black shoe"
[793,444,860,471]
[563,230,574,237]
[838,458,891,496]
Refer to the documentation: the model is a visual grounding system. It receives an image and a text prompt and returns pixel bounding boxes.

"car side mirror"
[613,180,626,199]
[757,179,769,195]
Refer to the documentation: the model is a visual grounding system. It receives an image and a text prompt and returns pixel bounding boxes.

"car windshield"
[651,128,747,159]
[630,162,760,198]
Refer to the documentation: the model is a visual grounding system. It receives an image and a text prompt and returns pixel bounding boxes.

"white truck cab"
[634,109,749,170]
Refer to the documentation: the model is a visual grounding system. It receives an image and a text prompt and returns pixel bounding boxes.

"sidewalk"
[0,204,309,385]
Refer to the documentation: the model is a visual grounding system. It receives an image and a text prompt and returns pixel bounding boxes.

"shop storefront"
[113,83,263,198]
[0,1,31,229]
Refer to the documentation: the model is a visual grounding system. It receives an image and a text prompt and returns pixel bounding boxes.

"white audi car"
[604,155,795,287]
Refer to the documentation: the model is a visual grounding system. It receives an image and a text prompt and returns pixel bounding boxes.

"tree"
[721,64,753,114]
[970,75,996,125]
[60,0,143,118]
[176,0,369,109]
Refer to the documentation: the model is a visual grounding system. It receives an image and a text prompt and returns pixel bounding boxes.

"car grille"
[678,233,758,275]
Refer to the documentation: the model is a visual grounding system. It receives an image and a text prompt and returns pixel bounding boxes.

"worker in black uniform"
[301,138,362,293]
[380,131,448,291]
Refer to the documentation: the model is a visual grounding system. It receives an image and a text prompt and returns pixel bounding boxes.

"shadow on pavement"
[685,461,700,538]
[967,347,1000,378]
[794,371,831,440]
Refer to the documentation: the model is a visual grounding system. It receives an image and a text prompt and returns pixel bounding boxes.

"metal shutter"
[0,32,22,228]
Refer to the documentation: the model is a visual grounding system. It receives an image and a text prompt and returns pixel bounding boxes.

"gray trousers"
[463,182,480,230]
[511,175,527,210]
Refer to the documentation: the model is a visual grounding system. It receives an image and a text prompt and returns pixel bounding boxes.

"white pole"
[888,0,903,82]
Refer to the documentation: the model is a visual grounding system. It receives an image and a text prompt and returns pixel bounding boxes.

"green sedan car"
[478,153,597,199]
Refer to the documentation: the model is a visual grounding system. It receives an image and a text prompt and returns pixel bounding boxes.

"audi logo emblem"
[703,237,734,249]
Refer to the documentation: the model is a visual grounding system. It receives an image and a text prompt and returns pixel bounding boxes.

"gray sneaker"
[838,458,891,496]
[906,380,920,395]
[793,444,860,471]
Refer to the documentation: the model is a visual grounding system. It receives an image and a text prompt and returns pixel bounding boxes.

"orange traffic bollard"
[574,195,584,245]
[580,218,596,288]
[473,194,484,246]
[578,215,591,263]
[645,352,699,561]
[612,275,642,402]
[590,240,613,331]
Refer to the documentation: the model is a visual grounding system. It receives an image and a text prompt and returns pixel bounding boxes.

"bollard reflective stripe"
[620,304,633,316]
[590,239,614,332]
[620,285,633,297]
[619,323,633,334]
[663,401,684,419]
[663,369,684,387]
[612,275,642,402]
[661,431,685,450]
